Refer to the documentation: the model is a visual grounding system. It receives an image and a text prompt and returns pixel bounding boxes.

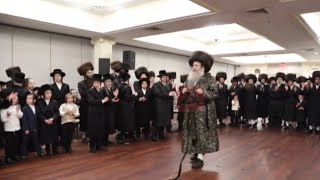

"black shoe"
[20,156,27,160]
[306,129,313,134]
[12,156,21,162]
[190,153,198,161]
[90,146,97,153]
[315,130,320,134]
[5,157,15,164]
[191,158,204,169]
[151,136,158,142]
[37,152,45,157]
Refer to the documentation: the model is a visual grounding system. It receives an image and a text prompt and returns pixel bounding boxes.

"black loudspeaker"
[99,58,110,75]
[123,50,135,70]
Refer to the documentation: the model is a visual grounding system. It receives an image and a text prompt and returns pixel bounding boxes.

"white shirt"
[59,103,80,124]
[56,82,62,90]
[45,99,50,105]
[29,105,36,114]
[231,100,240,111]
[1,105,23,132]
[142,89,147,95]
[316,85,319,90]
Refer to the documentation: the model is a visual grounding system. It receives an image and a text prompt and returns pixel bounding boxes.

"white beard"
[186,69,204,87]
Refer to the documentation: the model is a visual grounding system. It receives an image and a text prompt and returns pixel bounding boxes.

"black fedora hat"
[157,70,168,77]
[102,73,114,81]
[12,72,25,84]
[50,69,66,77]
[40,84,53,95]
[92,74,102,82]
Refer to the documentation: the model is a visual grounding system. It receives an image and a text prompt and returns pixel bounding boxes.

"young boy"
[37,84,60,156]
[21,93,44,159]
[59,93,80,153]
[296,93,307,131]
[1,96,23,164]
[231,94,240,127]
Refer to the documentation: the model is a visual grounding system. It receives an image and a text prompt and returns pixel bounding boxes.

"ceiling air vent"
[245,8,270,15]
[144,27,164,31]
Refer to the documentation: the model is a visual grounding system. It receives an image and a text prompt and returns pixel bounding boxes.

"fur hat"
[40,84,52,95]
[258,74,268,82]
[6,66,21,78]
[216,72,227,81]
[148,71,155,78]
[180,74,188,83]
[286,73,297,82]
[231,76,239,83]
[297,76,307,84]
[134,67,148,79]
[276,72,286,81]
[139,78,150,87]
[188,51,214,73]
[236,73,245,81]
[12,72,25,84]
[77,62,94,76]
[50,69,66,77]
[312,71,320,80]
[167,72,177,80]
[268,76,276,83]
[111,61,122,73]
[245,74,257,83]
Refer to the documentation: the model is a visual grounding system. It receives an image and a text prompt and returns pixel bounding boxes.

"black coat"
[112,73,122,129]
[269,84,286,118]
[101,87,116,134]
[118,83,136,132]
[296,100,307,122]
[167,83,175,120]
[135,88,152,128]
[152,82,171,127]
[87,88,106,138]
[51,83,70,106]
[228,85,242,115]
[21,105,39,131]
[306,86,320,126]
[215,84,228,119]
[243,85,257,120]
[256,84,270,118]
[37,99,59,144]
[283,86,300,122]
[78,80,91,131]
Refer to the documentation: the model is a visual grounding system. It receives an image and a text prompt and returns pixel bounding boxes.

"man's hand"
[195,88,203,95]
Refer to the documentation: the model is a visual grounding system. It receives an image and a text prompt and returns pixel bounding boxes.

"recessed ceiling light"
[315,52,319,55]
[135,23,284,55]
[222,53,306,64]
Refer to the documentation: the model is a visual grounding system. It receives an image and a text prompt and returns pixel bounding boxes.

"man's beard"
[186,69,204,87]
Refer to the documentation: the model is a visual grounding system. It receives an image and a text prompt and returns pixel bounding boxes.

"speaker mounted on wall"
[99,58,110,75]
[123,50,135,70]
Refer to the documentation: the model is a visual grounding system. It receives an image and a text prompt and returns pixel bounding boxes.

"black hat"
[276,72,286,81]
[77,62,94,76]
[231,77,239,83]
[157,70,168,77]
[102,73,114,81]
[188,51,214,73]
[6,66,21,78]
[297,76,307,83]
[135,67,148,79]
[148,71,155,78]
[12,72,25,84]
[120,63,130,73]
[0,81,6,86]
[298,91,305,96]
[268,76,276,83]
[216,72,227,81]
[245,74,257,83]
[111,61,122,73]
[236,73,245,81]
[312,71,320,81]
[33,86,40,92]
[120,72,131,82]
[92,74,102,82]
[167,72,177,80]
[50,69,66,77]
[40,84,52,95]
[286,73,297,82]
[180,74,188,83]
[258,74,268,82]
[139,78,150,86]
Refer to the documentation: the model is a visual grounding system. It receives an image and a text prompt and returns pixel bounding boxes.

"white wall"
[235,63,320,78]
[0,25,94,89]
[112,44,235,86]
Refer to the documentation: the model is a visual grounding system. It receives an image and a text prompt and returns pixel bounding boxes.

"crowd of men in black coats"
[213,71,320,133]
[1,60,320,166]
